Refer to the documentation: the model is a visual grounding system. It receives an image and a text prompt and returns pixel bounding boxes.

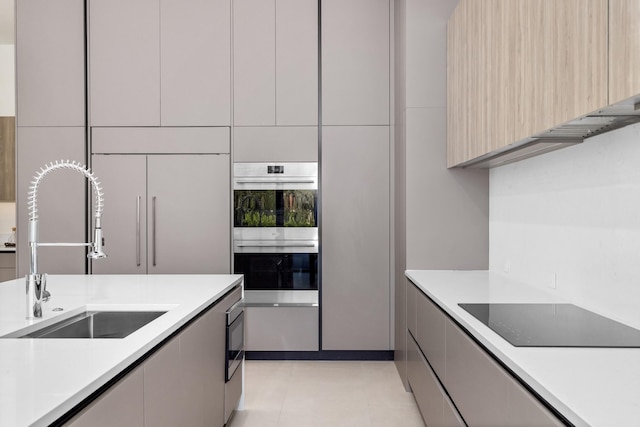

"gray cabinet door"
[234,0,317,126]
[321,126,390,350]
[179,302,226,427]
[416,287,446,381]
[445,319,511,426]
[321,0,389,125]
[147,155,230,274]
[16,127,86,277]
[276,0,318,125]
[233,0,276,125]
[89,0,161,126]
[16,0,85,127]
[144,336,186,427]
[90,155,147,275]
[161,0,231,126]
[66,366,144,427]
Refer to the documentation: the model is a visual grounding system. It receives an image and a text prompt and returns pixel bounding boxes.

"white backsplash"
[490,122,640,327]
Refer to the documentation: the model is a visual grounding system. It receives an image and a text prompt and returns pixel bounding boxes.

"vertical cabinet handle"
[136,196,141,267]
[152,196,157,267]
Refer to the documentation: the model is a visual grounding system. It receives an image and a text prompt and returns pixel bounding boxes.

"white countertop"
[406,270,640,427]
[0,274,243,427]
[0,246,16,252]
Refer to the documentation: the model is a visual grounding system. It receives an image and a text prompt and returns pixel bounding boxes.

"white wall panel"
[490,122,640,328]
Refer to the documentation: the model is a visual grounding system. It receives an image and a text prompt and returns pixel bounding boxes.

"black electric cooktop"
[459,303,640,348]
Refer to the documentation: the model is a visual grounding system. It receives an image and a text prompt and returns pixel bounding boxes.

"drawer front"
[245,306,318,351]
[415,287,446,381]
[407,334,444,426]
[225,362,243,423]
[0,252,16,269]
[407,280,417,337]
[507,379,565,427]
[445,319,511,426]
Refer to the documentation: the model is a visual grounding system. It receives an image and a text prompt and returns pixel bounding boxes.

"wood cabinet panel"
[16,0,85,127]
[609,0,640,105]
[0,253,16,283]
[0,117,15,202]
[447,0,607,167]
[0,252,15,269]
[513,0,607,142]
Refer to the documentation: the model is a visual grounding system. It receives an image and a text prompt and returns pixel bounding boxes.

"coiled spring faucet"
[26,160,107,319]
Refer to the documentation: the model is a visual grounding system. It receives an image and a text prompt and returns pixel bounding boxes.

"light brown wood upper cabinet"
[447,0,608,167]
[609,0,640,105]
[0,117,15,202]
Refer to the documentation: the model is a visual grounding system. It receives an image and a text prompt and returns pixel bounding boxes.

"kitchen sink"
[19,311,167,339]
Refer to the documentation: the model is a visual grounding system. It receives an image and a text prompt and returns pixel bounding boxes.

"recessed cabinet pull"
[152,196,157,267]
[136,196,141,267]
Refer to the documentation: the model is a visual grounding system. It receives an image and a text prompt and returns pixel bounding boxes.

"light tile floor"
[228,360,425,427]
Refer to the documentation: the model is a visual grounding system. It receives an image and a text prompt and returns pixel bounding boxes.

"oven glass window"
[234,190,317,227]
[234,253,318,290]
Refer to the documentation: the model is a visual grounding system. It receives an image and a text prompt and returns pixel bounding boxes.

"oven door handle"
[226,300,244,324]
[236,243,316,248]
[234,178,315,184]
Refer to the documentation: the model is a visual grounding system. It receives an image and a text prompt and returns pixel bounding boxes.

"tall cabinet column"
[321,0,391,351]
[15,0,86,276]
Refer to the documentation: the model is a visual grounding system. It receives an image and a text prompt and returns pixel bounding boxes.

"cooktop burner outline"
[458,303,640,348]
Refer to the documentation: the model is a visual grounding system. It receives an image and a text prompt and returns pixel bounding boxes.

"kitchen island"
[406,270,640,427]
[0,274,243,427]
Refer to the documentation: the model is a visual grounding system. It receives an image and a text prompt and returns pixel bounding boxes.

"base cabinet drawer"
[407,333,464,427]
[0,252,16,282]
[408,280,565,427]
[245,306,318,351]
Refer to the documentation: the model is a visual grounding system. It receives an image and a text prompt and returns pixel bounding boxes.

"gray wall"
[393,0,489,388]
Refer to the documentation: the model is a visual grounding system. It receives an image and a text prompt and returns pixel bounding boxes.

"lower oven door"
[234,251,318,292]
[226,304,244,382]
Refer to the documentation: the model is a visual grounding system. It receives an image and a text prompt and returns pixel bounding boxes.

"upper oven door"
[233,163,318,228]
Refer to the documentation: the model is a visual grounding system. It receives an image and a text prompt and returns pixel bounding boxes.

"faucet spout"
[26,160,107,319]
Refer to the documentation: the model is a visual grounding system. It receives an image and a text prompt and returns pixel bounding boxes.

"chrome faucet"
[26,160,107,319]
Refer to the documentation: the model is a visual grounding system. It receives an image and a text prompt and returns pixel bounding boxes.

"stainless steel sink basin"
[21,311,167,339]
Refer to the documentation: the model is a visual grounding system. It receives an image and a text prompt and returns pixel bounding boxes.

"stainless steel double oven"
[233,163,318,306]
